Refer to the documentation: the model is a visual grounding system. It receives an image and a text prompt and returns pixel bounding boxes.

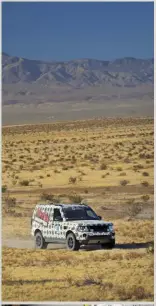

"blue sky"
[2,2,154,61]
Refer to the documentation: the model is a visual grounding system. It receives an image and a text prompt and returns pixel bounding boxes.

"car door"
[52,208,65,243]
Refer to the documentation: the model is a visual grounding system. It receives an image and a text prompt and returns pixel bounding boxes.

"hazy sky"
[2,2,154,61]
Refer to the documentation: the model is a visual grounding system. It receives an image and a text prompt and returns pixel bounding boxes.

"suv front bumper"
[79,233,115,245]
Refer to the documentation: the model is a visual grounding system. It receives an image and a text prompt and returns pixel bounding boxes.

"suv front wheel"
[35,231,48,249]
[66,233,80,251]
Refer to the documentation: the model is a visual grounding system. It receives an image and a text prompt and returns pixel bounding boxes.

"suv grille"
[88,225,108,232]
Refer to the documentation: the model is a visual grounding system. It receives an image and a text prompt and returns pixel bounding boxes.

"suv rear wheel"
[66,233,80,251]
[35,231,48,249]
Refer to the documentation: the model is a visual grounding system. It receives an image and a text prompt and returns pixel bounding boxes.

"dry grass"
[2,118,154,190]
[2,247,154,301]
[2,117,154,301]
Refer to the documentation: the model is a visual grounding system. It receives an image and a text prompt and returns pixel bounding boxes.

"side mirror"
[98,215,102,220]
[55,216,63,221]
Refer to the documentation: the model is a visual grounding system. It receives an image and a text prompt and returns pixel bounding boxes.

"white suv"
[31,203,115,251]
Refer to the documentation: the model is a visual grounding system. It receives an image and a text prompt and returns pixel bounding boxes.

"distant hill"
[2,52,154,88]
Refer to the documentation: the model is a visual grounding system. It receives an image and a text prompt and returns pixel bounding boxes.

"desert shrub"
[12,158,17,163]
[49,160,54,165]
[34,148,39,153]
[116,166,123,171]
[126,198,135,205]
[41,193,54,201]
[120,180,129,186]
[5,195,16,209]
[62,166,69,170]
[133,164,144,171]
[40,192,60,203]
[19,155,25,159]
[78,176,83,182]
[2,185,7,193]
[19,164,24,170]
[127,202,142,217]
[31,165,40,171]
[146,160,151,165]
[141,181,149,187]
[80,171,86,176]
[19,180,30,186]
[65,275,73,285]
[81,163,88,167]
[84,189,88,194]
[141,194,150,202]
[146,153,152,159]
[69,176,77,184]
[47,173,51,177]
[68,194,83,203]
[100,163,107,170]
[71,156,77,164]
[139,153,146,159]
[82,277,100,286]
[12,180,17,186]
[142,171,149,176]
[119,172,126,176]
[52,196,61,203]
[54,169,60,173]
[129,286,148,300]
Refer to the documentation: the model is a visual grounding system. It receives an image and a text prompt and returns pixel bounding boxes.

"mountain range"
[2,52,154,88]
[2,52,154,125]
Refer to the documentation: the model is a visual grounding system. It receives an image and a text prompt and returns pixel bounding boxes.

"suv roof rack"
[37,202,88,207]
[37,202,63,206]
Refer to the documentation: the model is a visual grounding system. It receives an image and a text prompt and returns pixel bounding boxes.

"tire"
[35,231,48,249]
[101,239,115,249]
[66,233,80,251]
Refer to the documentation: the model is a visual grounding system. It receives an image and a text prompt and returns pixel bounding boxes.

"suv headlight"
[108,224,114,232]
[77,225,89,232]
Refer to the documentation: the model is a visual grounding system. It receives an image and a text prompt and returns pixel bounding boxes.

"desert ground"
[2,98,154,126]
[2,117,154,302]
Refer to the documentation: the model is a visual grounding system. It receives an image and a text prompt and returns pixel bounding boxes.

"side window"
[53,208,62,221]
[86,210,93,217]
[86,209,97,219]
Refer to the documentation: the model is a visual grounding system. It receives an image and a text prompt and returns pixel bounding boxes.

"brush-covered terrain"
[2,117,154,301]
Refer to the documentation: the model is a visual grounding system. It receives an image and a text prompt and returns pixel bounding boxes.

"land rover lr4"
[31,203,115,251]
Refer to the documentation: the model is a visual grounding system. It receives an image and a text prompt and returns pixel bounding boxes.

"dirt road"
[2,238,65,250]
[2,237,151,251]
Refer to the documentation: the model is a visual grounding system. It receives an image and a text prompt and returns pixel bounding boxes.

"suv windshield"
[62,206,99,221]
